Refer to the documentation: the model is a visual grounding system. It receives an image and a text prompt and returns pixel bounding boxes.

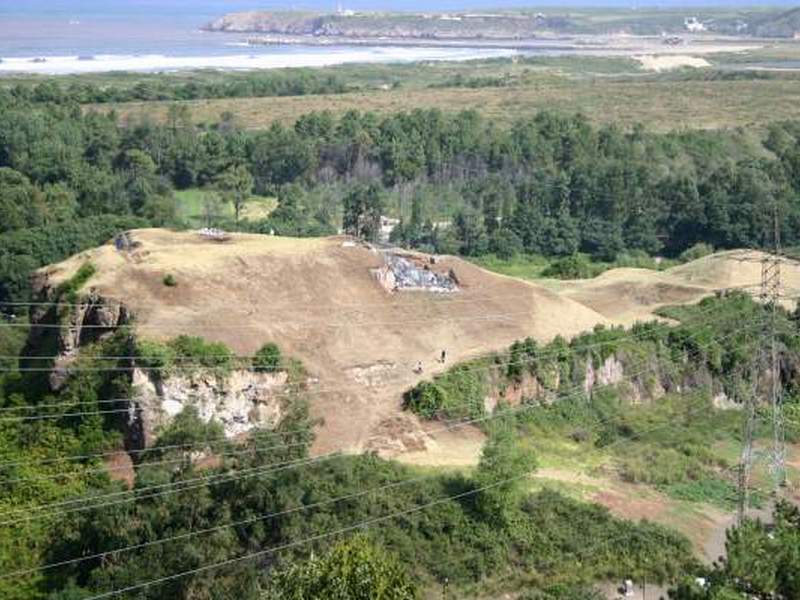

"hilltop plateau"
[31,229,800,459]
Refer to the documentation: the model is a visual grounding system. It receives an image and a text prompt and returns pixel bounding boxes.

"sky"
[3,0,797,14]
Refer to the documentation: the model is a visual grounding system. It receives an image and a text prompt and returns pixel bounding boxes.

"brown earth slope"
[39,229,607,455]
[40,233,800,458]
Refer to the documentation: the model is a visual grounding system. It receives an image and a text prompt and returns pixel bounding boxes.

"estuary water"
[0,0,516,74]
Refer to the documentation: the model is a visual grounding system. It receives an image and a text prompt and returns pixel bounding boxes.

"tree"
[263,536,418,600]
[253,343,282,373]
[473,423,537,524]
[343,184,383,241]
[216,164,254,226]
[201,190,224,228]
[669,501,800,599]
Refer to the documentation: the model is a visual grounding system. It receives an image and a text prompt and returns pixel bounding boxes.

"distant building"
[684,17,707,33]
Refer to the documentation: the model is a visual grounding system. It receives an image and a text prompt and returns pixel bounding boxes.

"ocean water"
[0,0,521,74]
[1,0,788,74]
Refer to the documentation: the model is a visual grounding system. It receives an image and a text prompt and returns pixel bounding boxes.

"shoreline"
[0,46,517,76]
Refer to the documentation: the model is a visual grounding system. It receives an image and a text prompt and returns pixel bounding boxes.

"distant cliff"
[203,11,565,40]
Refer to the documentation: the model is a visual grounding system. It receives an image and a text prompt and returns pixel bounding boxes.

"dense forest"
[1,90,800,598]
[2,92,800,306]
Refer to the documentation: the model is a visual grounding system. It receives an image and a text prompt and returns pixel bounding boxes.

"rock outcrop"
[203,11,556,39]
[480,351,727,416]
[127,368,290,448]
[26,282,296,449]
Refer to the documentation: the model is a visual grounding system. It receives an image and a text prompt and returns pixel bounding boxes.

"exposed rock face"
[480,352,727,416]
[25,290,131,390]
[373,252,458,294]
[58,295,129,354]
[128,368,290,448]
[203,11,552,39]
[26,280,294,448]
[584,355,625,394]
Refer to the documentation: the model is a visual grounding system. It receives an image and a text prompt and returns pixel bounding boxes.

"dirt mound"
[40,233,800,460]
[40,229,607,455]
[556,251,800,324]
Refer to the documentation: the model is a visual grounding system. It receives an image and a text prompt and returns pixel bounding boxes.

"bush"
[253,342,282,373]
[541,254,598,279]
[403,363,487,420]
[56,262,97,302]
[162,273,177,287]
[135,339,175,373]
[167,335,235,373]
[403,381,446,419]
[679,242,714,263]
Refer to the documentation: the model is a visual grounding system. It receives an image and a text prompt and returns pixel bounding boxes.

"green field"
[174,188,276,227]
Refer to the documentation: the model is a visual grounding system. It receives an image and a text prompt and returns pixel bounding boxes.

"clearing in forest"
[39,232,800,457]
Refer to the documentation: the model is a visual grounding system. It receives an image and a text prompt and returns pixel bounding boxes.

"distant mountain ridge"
[750,6,800,37]
[203,11,569,39]
[204,8,800,39]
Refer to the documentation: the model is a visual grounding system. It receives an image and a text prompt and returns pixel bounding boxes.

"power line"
[76,393,752,600]
[0,303,761,484]
[0,281,774,335]
[0,305,747,424]
[0,315,764,526]
[0,296,747,423]
[3,377,732,581]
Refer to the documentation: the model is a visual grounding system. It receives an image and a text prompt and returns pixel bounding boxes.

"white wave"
[0,47,516,75]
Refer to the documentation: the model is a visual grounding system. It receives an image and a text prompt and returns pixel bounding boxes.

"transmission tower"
[762,206,787,492]
[737,203,787,523]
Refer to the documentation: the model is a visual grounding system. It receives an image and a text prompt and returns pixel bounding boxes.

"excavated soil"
[40,229,606,455]
[40,233,800,459]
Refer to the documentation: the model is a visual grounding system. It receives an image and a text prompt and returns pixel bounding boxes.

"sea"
[1,0,788,75]
[0,0,524,75]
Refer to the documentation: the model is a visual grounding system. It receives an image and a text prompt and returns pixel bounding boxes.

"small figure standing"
[440,349,447,364]
[414,361,423,374]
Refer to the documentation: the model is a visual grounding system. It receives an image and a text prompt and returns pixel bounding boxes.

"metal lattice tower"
[763,207,787,492]
[737,203,787,524]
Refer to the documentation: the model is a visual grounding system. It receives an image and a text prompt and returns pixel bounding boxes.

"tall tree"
[216,164,254,226]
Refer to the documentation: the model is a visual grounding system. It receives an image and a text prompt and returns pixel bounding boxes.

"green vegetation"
[253,343,282,373]
[174,187,276,228]
[3,92,800,309]
[2,44,800,600]
[404,361,490,421]
[55,262,96,303]
[33,421,696,599]
[263,536,418,600]
[135,335,236,376]
[671,502,800,599]
[0,215,147,305]
[405,294,799,511]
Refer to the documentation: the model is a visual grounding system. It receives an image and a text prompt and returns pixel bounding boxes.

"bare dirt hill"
[39,229,607,455]
[554,250,800,325]
[39,233,800,459]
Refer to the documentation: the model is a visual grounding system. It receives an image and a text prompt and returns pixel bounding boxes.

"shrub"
[162,273,177,287]
[135,340,175,374]
[403,381,446,419]
[253,342,282,373]
[167,335,235,373]
[679,242,714,263]
[57,261,97,302]
[541,254,598,279]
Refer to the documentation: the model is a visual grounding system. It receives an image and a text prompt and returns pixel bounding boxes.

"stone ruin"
[374,252,459,293]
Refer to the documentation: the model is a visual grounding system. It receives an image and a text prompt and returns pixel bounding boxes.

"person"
[414,361,423,374]
[440,349,446,364]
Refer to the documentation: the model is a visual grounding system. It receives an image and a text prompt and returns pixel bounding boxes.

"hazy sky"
[4,0,797,14]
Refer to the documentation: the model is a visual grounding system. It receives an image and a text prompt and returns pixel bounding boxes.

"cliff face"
[128,368,289,448]
[27,282,295,449]
[488,353,728,415]
[204,11,551,39]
